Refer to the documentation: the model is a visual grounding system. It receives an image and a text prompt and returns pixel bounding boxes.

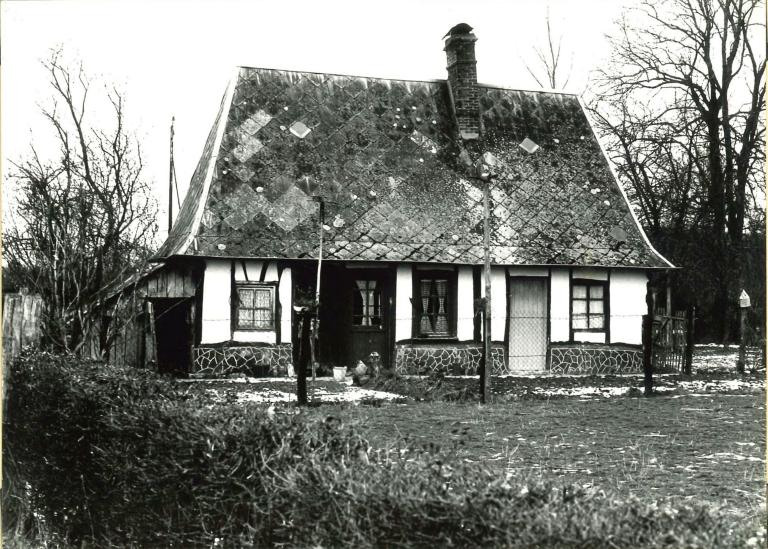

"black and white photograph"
[1,0,765,546]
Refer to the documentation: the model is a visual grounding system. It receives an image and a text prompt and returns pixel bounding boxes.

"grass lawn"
[316,394,765,521]
[181,345,766,540]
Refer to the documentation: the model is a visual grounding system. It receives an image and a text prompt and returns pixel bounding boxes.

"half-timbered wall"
[200,258,292,345]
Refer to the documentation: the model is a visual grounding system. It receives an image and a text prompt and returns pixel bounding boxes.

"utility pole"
[309,194,325,398]
[481,175,492,403]
[642,284,654,395]
[473,151,497,404]
[168,117,175,234]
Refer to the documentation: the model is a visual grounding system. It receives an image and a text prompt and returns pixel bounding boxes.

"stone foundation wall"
[192,343,293,377]
[395,343,506,375]
[549,344,642,375]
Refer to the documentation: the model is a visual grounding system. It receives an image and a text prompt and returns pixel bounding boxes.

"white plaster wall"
[233,260,280,283]
[233,329,277,343]
[550,268,570,342]
[279,267,292,343]
[264,262,279,282]
[232,260,281,344]
[201,259,232,343]
[572,267,608,281]
[395,265,412,341]
[234,260,261,282]
[479,266,507,341]
[456,266,474,340]
[507,266,549,277]
[610,270,648,345]
[573,331,606,344]
[205,259,287,345]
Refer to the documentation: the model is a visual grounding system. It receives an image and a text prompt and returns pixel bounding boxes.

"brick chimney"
[444,23,480,140]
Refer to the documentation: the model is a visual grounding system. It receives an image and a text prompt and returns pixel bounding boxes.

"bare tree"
[590,97,710,237]
[523,7,573,89]
[4,50,158,356]
[592,0,765,341]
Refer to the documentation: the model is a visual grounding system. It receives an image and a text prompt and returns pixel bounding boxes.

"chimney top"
[443,23,474,39]
[443,23,480,141]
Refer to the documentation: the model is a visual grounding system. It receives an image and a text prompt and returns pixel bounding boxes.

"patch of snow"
[312,387,403,402]
[530,386,630,398]
[236,390,295,403]
[181,377,297,384]
[206,384,403,404]
[677,379,762,391]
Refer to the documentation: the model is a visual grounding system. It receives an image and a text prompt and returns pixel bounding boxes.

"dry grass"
[313,393,765,523]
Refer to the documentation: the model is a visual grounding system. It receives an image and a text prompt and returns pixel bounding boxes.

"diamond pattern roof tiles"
[153,67,671,268]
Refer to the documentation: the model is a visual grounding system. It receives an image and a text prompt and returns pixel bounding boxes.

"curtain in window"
[420,279,432,333]
[434,279,448,333]
[237,287,273,329]
[354,280,379,326]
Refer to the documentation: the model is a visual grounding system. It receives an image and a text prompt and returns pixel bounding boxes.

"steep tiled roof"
[154,67,671,268]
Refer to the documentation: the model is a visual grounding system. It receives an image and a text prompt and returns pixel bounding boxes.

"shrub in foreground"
[3,352,762,548]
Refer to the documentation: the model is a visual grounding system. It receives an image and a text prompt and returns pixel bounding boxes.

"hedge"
[3,352,759,547]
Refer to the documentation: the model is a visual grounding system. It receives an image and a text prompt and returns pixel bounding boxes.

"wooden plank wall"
[108,264,197,368]
[2,293,43,362]
[143,268,196,299]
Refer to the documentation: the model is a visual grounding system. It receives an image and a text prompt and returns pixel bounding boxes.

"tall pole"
[168,117,175,234]
[642,284,654,396]
[737,290,751,374]
[310,194,324,395]
[481,177,492,404]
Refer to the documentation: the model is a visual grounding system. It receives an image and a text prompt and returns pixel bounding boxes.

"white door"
[508,278,548,372]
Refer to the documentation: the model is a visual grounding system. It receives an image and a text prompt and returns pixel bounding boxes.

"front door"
[508,277,548,373]
[349,271,392,368]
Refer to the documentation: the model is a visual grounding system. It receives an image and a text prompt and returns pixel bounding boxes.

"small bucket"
[333,366,347,382]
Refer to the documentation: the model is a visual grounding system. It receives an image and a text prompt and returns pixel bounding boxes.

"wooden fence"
[652,308,693,373]
[3,293,44,362]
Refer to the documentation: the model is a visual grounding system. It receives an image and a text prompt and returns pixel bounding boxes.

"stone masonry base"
[549,344,643,375]
[395,343,506,375]
[190,342,643,377]
[395,342,644,376]
[192,343,293,377]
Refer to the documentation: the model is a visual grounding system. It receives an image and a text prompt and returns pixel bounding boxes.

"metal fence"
[741,306,765,372]
[652,309,691,373]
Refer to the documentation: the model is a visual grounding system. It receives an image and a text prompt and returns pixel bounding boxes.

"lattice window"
[415,274,455,337]
[235,284,275,330]
[353,279,382,327]
[572,281,606,331]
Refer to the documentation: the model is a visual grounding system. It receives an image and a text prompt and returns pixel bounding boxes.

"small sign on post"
[739,289,751,309]
[737,290,750,373]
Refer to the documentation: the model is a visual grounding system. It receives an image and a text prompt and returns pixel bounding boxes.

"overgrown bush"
[3,352,762,548]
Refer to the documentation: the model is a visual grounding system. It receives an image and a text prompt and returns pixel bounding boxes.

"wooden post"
[683,305,695,376]
[168,117,175,234]
[665,274,673,348]
[143,301,158,369]
[311,197,325,396]
[737,309,747,374]
[481,179,492,404]
[737,290,750,374]
[642,287,654,396]
[296,309,309,406]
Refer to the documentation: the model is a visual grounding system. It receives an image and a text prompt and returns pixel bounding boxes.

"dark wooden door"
[348,270,392,368]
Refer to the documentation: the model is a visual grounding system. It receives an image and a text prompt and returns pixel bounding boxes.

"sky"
[2,0,635,239]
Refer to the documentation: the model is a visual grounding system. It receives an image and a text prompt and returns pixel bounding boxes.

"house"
[134,24,673,377]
